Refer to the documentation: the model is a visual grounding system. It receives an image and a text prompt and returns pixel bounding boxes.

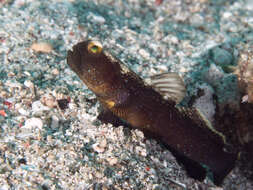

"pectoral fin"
[97,106,128,127]
[149,72,186,104]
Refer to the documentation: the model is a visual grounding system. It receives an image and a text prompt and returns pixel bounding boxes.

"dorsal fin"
[150,72,186,104]
[177,106,227,144]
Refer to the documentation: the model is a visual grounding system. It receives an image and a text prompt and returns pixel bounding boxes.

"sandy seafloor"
[0,0,253,189]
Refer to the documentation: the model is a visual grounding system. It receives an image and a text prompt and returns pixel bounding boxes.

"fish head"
[67,40,121,95]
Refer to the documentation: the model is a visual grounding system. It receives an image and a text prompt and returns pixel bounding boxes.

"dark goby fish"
[67,40,238,185]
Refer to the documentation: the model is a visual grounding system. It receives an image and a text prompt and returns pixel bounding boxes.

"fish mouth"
[67,48,86,79]
[66,50,73,64]
[67,49,73,58]
[66,49,77,72]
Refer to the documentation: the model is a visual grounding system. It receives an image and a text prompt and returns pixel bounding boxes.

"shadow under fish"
[67,40,238,185]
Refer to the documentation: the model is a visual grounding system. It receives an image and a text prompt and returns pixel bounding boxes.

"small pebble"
[18,107,30,116]
[87,12,105,24]
[189,13,204,28]
[40,95,56,108]
[0,185,10,190]
[51,68,59,76]
[211,47,233,67]
[31,42,53,53]
[32,100,50,113]
[24,80,34,89]
[135,146,147,157]
[92,143,105,153]
[138,49,150,59]
[50,115,59,129]
[24,117,43,130]
[107,157,118,166]
[99,138,107,148]
[0,110,7,117]
[18,158,27,165]
[57,99,69,110]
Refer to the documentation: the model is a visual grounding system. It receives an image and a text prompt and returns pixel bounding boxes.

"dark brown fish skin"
[67,40,237,185]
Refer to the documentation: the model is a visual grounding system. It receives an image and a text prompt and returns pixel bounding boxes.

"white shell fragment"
[23,117,43,130]
[30,42,53,53]
[32,100,50,114]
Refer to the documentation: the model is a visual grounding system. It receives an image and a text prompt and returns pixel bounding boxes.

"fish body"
[67,40,237,185]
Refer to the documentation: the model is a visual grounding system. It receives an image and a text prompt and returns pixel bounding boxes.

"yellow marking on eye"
[105,100,115,108]
[87,41,102,54]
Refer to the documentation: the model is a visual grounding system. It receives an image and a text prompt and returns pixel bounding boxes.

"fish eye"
[87,41,102,54]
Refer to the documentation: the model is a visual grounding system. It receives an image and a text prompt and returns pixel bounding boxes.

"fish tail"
[212,152,238,185]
